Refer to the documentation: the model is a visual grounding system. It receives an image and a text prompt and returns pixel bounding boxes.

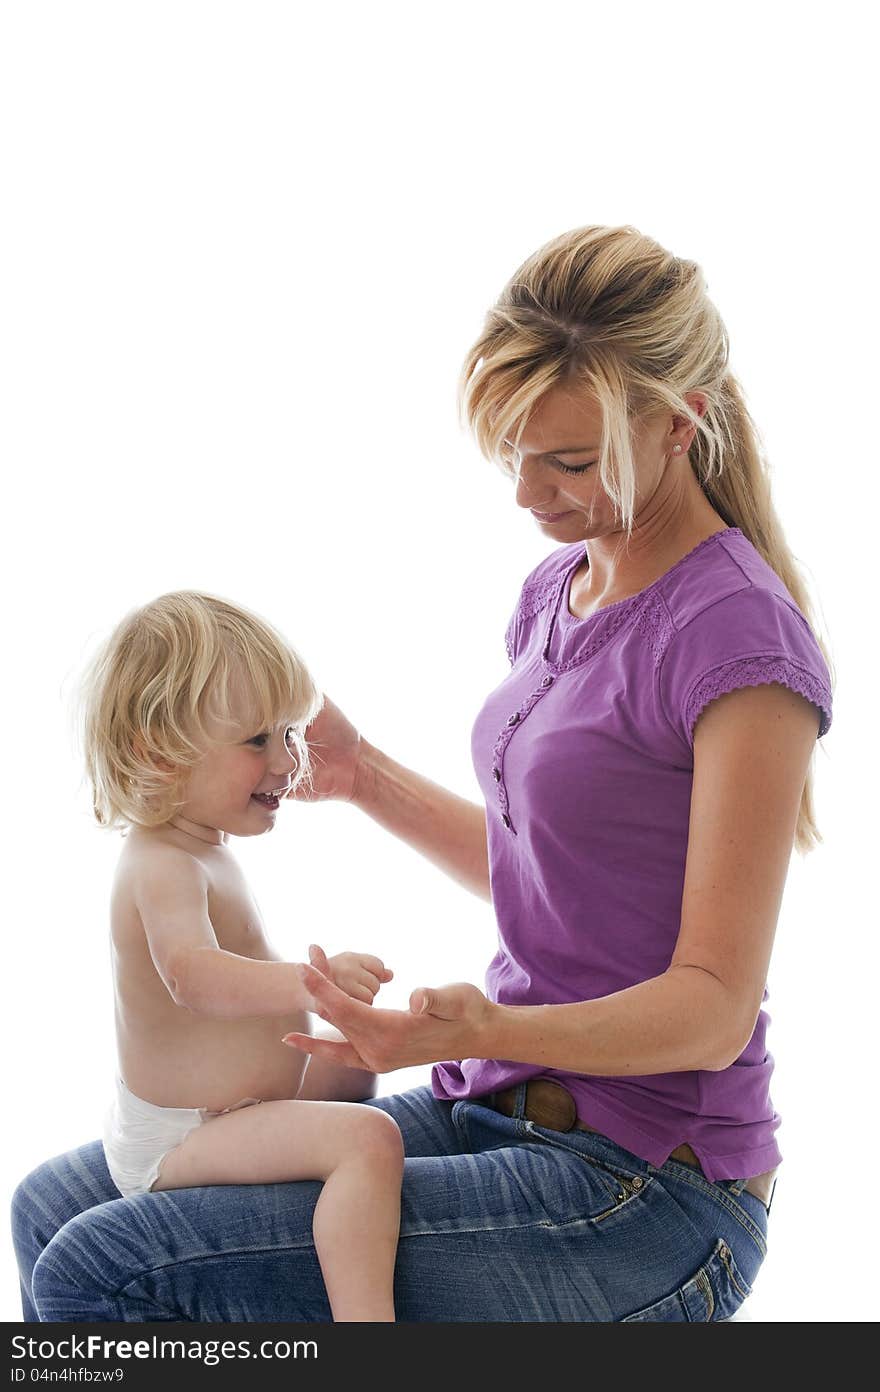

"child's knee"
[354,1108,405,1169]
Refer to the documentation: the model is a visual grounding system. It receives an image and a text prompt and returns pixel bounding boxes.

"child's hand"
[306,943,393,1006]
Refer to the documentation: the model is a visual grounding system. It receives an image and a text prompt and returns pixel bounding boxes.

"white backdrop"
[1,0,876,1324]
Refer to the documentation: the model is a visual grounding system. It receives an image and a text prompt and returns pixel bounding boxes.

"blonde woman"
[14,225,833,1322]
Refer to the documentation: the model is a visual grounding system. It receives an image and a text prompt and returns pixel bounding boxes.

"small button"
[541,674,554,687]
[501,813,511,828]
[630,1176,643,1189]
[507,713,521,726]
[719,1242,730,1258]
[492,767,501,781]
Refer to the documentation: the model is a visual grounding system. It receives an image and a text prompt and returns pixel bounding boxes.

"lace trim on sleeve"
[684,655,833,745]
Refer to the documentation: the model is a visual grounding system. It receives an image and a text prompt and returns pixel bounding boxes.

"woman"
[12,224,834,1322]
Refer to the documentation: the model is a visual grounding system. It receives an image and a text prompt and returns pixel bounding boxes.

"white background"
[1,0,876,1323]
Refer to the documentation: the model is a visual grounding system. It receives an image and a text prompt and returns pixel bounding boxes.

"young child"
[80,590,404,1323]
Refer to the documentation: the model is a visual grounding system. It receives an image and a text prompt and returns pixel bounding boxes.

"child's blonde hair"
[81,591,324,829]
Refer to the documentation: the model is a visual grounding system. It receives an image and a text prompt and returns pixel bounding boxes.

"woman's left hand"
[281,961,495,1072]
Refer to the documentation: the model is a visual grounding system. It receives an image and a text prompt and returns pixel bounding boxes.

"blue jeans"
[11,1084,770,1322]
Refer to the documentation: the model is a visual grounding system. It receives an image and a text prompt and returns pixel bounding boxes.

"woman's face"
[507,383,682,542]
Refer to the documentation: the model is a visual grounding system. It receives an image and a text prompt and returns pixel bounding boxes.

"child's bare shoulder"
[116,827,209,897]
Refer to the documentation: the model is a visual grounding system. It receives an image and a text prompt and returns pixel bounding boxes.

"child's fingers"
[357,969,384,996]
[359,965,393,990]
[347,983,375,1005]
[357,954,391,978]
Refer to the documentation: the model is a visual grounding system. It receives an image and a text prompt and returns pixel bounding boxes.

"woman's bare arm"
[294,697,491,902]
[284,964,734,1075]
[352,740,491,902]
[286,682,819,1078]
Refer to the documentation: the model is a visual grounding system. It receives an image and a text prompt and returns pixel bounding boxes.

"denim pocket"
[522,1119,653,1216]
[620,1237,753,1322]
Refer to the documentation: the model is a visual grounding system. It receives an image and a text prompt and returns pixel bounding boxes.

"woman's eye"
[554,460,595,475]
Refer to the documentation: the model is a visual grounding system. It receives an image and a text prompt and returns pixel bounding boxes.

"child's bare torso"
[110,825,309,1111]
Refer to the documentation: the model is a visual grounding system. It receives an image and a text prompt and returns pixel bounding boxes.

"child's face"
[176,712,301,839]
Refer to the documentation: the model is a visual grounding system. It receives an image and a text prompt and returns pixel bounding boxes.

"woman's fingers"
[409,984,459,1018]
[281,1031,368,1071]
[284,980,492,1073]
[296,961,372,1024]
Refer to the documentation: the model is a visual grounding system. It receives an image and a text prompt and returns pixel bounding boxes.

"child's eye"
[248,733,269,747]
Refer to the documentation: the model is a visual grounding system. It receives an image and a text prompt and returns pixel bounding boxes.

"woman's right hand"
[289,693,364,803]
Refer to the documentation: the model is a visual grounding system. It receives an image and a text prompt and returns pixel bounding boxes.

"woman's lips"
[531,508,574,523]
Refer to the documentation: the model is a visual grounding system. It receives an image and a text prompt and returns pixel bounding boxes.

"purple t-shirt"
[432,527,833,1181]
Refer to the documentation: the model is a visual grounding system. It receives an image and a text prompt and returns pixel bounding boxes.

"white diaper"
[102,1076,262,1198]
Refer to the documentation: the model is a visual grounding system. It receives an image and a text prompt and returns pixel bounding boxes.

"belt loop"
[727,1177,748,1196]
[511,1081,529,1120]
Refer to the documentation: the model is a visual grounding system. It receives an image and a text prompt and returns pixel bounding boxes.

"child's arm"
[133,847,315,1018]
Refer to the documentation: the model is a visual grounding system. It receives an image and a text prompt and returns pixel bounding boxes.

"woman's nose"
[514,459,549,509]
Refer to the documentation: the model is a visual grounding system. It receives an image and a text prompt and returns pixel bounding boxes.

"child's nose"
[269,735,299,774]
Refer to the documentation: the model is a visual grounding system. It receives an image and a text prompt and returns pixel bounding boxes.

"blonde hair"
[458,223,835,855]
[80,591,324,830]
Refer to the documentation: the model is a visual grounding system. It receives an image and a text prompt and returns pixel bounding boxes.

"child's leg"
[152,1098,404,1322]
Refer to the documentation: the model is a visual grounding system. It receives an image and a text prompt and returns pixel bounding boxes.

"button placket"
[491,671,556,835]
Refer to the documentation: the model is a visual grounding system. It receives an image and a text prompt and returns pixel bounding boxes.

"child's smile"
[250,783,291,813]
[176,715,301,838]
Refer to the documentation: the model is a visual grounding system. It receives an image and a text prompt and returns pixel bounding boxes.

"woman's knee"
[11,1142,118,1272]
[12,1152,96,1263]
[10,1170,42,1252]
[30,1197,165,1322]
[30,1214,108,1321]
[11,1158,71,1239]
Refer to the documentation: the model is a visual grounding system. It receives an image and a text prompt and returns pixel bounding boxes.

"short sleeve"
[660,586,833,750]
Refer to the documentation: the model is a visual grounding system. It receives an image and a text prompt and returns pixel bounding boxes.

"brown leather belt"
[488,1079,778,1210]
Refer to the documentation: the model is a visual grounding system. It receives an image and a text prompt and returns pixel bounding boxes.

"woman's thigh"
[12,1087,462,1321]
[398,1100,769,1323]
[16,1088,768,1322]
